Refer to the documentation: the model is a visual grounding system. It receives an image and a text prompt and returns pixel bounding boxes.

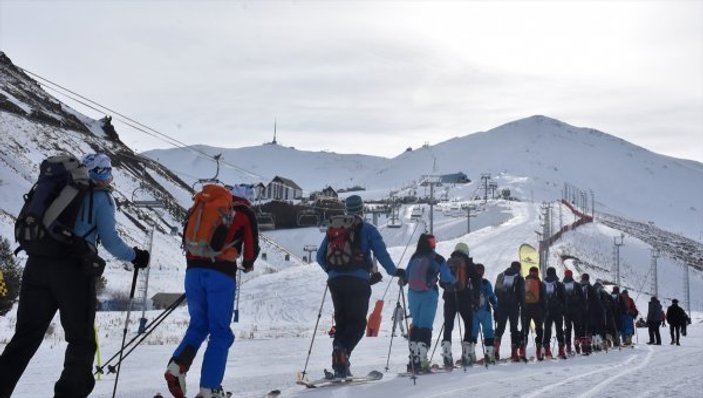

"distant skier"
[439,242,481,368]
[493,261,525,362]
[521,266,546,360]
[562,269,585,354]
[403,233,456,373]
[0,153,150,398]
[666,299,687,346]
[620,289,638,345]
[592,281,612,350]
[646,296,663,345]
[542,267,566,359]
[469,263,498,364]
[316,195,403,379]
[608,286,624,347]
[579,273,601,354]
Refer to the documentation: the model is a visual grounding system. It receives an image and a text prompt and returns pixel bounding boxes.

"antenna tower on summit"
[272,118,277,145]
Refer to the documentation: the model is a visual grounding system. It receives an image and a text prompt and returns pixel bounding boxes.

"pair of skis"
[295,369,384,388]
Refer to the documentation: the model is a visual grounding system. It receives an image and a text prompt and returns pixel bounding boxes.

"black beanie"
[547,267,556,277]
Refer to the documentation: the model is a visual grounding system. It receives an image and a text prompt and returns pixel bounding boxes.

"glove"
[369,271,383,285]
[242,259,255,273]
[132,247,150,269]
[395,268,407,286]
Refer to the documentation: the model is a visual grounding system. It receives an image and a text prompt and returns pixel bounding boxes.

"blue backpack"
[407,253,438,292]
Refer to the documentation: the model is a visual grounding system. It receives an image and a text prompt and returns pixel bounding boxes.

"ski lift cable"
[20,67,263,180]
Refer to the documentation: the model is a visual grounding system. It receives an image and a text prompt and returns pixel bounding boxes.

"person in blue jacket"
[0,153,150,398]
[469,263,498,364]
[317,195,403,379]
[402,233,456,373]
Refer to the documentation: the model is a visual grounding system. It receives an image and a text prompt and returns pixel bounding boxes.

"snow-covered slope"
[144,115,703,240]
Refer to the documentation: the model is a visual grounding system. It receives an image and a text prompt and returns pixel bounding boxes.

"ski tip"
[267,389,281,397]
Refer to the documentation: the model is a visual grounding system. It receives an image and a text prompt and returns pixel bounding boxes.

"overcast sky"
[1,0,701,162]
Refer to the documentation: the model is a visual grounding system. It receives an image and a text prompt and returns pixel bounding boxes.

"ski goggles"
[89,167,113,182]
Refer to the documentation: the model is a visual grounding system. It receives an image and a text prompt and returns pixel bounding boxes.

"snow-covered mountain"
[2,51,703,398]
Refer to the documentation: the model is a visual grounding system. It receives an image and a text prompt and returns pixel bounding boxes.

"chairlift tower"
[422,175,442,234]
[684,262,691,317]
[132,185,166,334]
[650,248,660,297]
[480,174,491,203]
[613,234,625,286]
[303,245,318,263]
[539,202,552,278]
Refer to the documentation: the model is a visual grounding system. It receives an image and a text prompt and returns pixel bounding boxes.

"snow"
[2,61,703,397]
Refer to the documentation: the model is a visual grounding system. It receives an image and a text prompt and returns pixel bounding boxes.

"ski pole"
[385,290,403,371]
[478,319,488,368]
[233,268,242,322]
[429,323,444,364]
[381,219,422,301]
[97,294,185,375]
[112,267,139,398]
[300,285,328,380]
[399,286,417,385]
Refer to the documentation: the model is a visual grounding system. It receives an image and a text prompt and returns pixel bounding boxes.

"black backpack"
[14,155,93,257]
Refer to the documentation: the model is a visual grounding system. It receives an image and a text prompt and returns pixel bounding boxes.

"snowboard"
[296,370,383,388]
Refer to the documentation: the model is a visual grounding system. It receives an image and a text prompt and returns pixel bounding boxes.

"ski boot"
[519,345,527,361]
[582,337,592,354]
[461,341,476,366]
[494,338,501,361]
[441,341,454,369]
[195,386,227,398]
[558,344,567,359]
[332,346,351,380]
[536,346,544,361]
[510,345,520,362]
[566,343,573,355]
[574,338,582,354]
[164,360,187,398]
[485,345,496,364]
[418,342,431,372]
[543,345,552,359]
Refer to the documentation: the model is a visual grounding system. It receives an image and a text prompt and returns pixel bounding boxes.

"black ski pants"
[543,310,565,346]
[328,276,371,355]
[0,256,97,398]
[494,304,521,346]
[521,304,545,347]
[669,324,681,344]
[564,310,584,347]
[442,290,473,342]
[647,320,661,344]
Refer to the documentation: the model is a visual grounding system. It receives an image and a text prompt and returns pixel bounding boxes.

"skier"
[666,299,687,345]
[493,261,525,362]
[579,273,601,354]
[521,266,546,360]
[608,286,624,347]
[402,233,456,373]
[620,290,638,345]
[439,242,481,368]
[593,281,613,349]
[469,263,498,364]
[316,195,403,379]
[0,153,150,398]
[646,296,663,345]
[562,269,585,354]
[391,302,407,338]
[542,267,566,359]
[165,183,259,398]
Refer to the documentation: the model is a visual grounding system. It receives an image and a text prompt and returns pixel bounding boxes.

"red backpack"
[324,215,365,270]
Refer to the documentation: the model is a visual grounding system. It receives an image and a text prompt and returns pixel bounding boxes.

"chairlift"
[191,153,225,190]
[297,209,320,227]
[256,212,275,230]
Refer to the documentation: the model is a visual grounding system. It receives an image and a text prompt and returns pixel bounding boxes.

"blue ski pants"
[471,308,495,343]
[172,268,236,389]
[408,288,439,329]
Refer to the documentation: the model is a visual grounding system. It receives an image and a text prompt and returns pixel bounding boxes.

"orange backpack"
[447,256,467,290]
[184,184,237,261]
[524,277,541,304]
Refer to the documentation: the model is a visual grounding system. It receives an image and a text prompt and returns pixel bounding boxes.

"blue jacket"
[73,189,135,262]
[317,219,397,281]
[477,278,497,312]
